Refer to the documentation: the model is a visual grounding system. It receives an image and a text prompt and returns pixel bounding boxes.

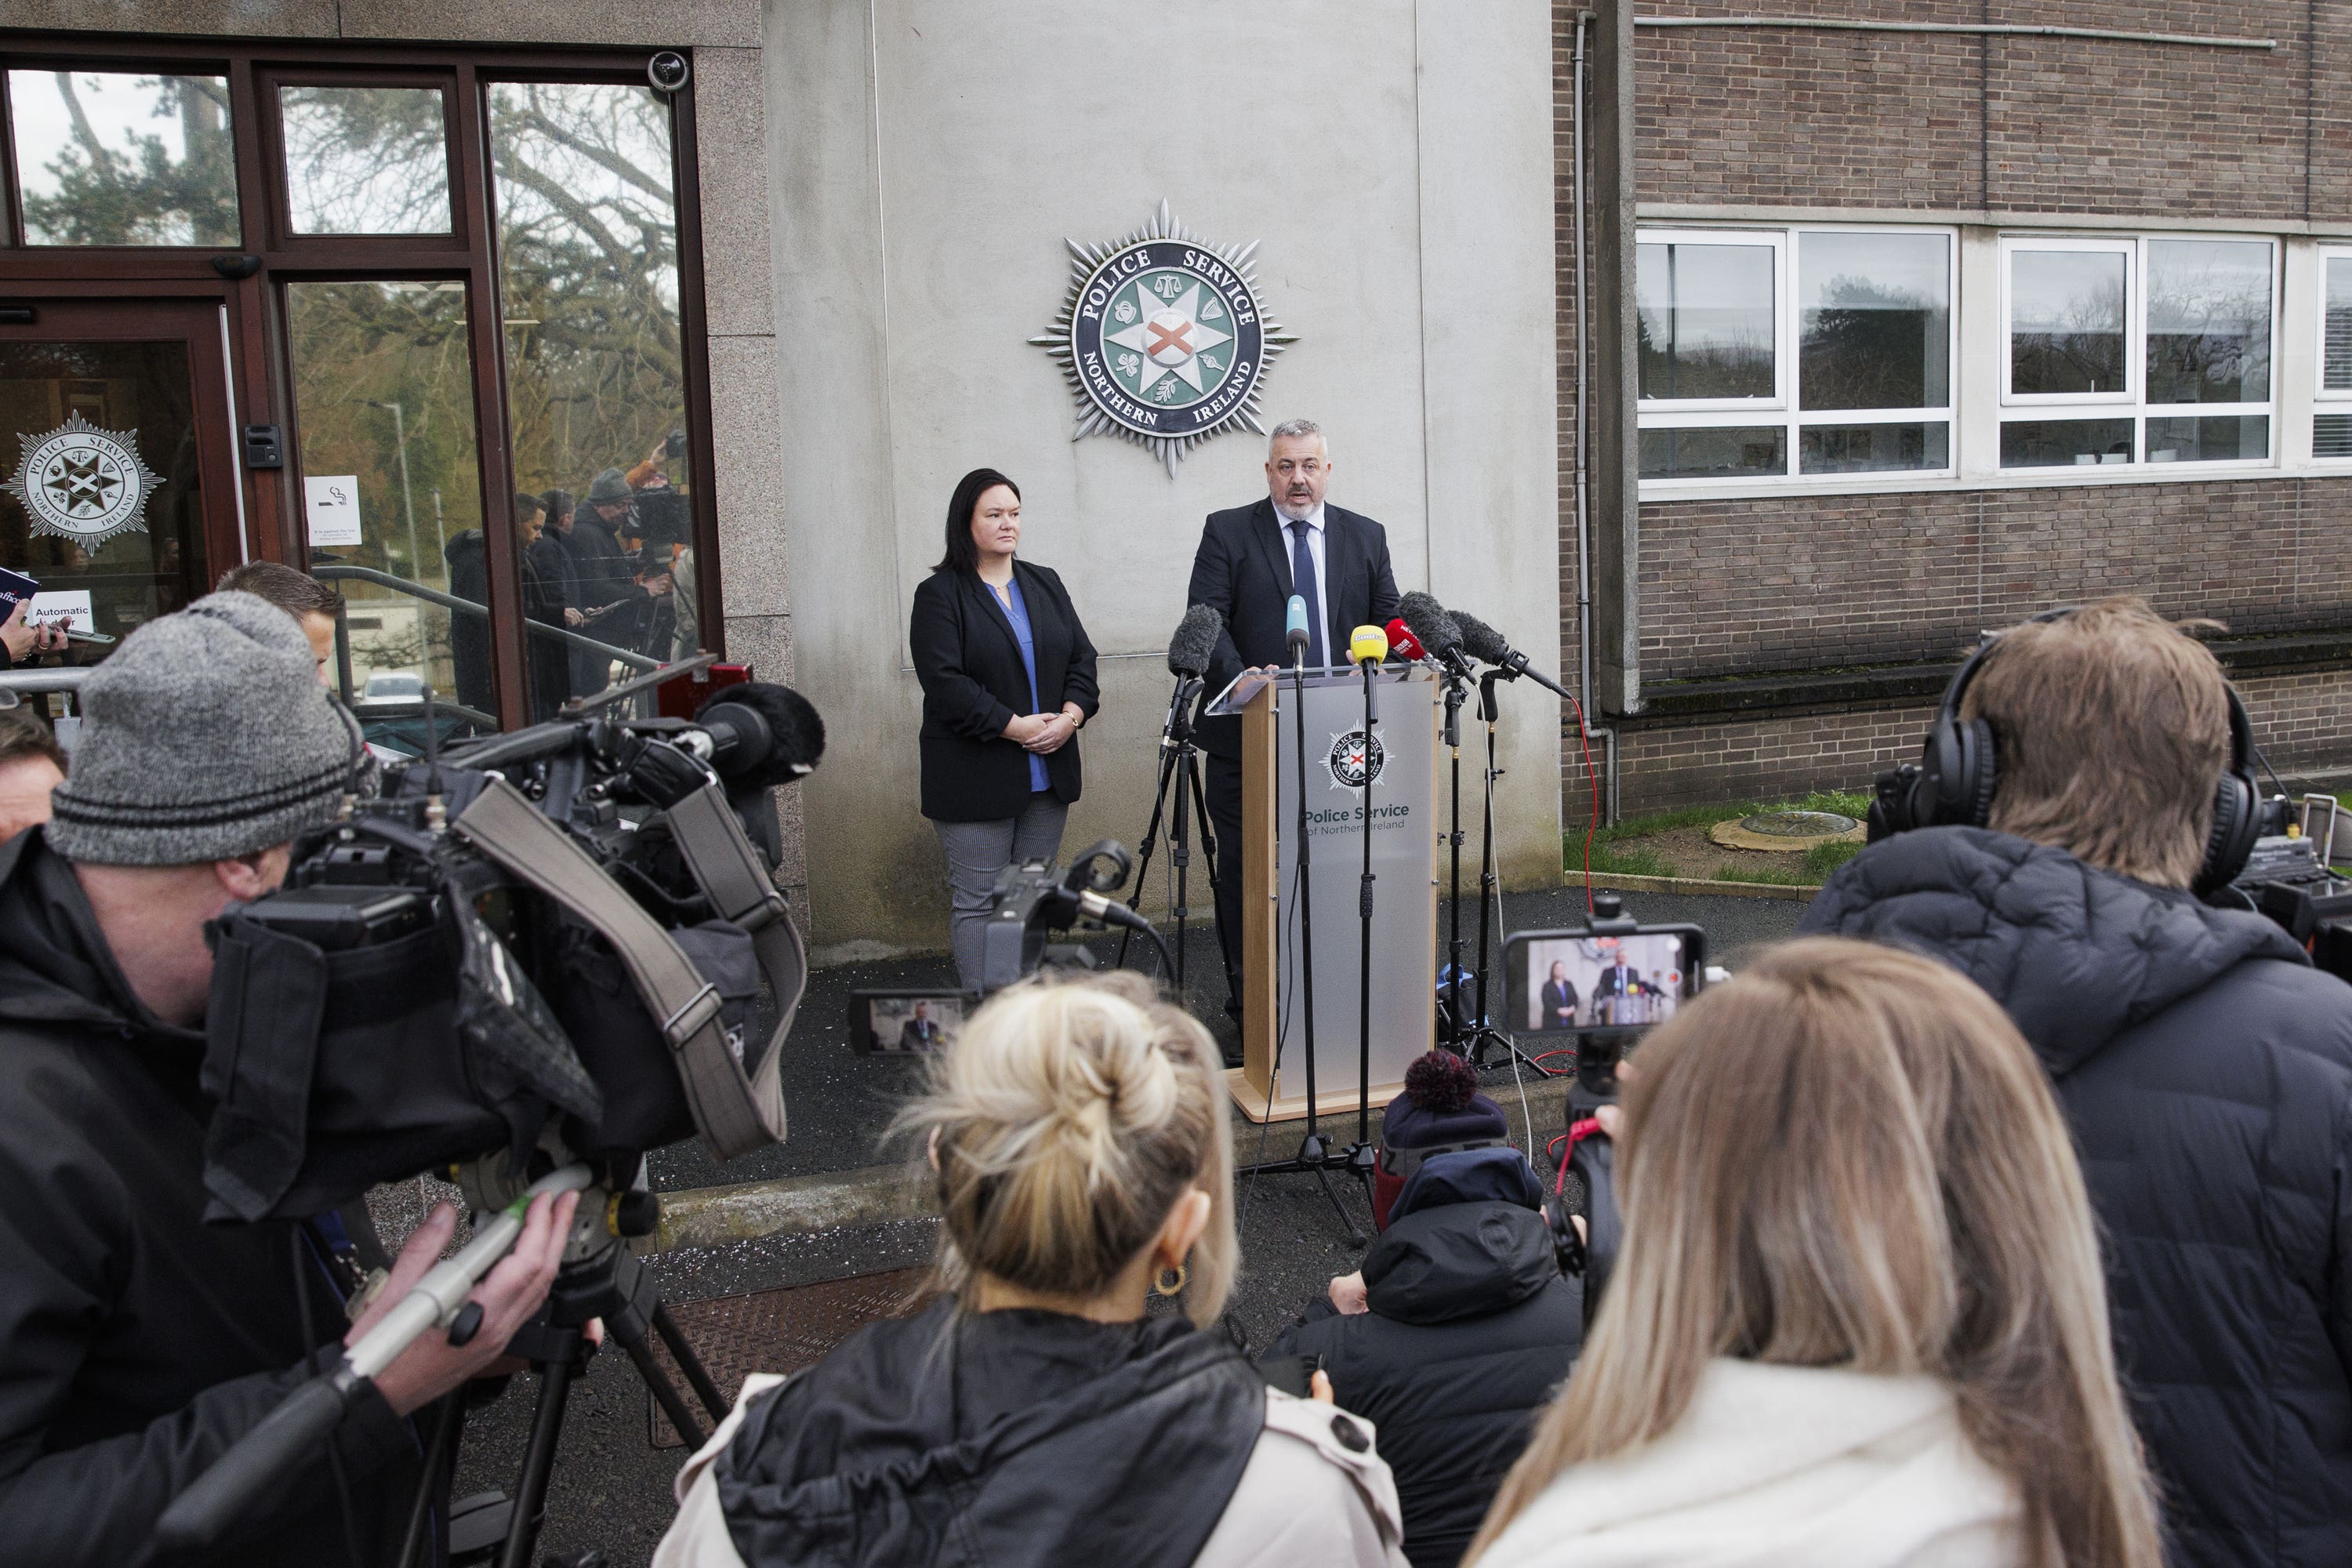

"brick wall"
[1630,0,2336,222]
[1641,477,2352,683]
[1613,666,2352,818]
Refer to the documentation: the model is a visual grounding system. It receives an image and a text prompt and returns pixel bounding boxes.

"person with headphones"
[1802,596,2352,1568]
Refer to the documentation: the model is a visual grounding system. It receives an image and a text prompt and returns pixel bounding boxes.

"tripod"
[1117,674,1229,993]
[1235,655,1373,1246]
[394,1186,729,1568]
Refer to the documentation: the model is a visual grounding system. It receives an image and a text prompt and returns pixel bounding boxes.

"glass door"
[0,296,243,666]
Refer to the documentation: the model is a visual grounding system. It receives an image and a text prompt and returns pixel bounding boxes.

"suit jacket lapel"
[1250,498,1295,601]
[1323,508,1359,653]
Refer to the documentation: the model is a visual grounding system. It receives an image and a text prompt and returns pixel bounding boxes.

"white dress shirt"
[1273,501,1329,662]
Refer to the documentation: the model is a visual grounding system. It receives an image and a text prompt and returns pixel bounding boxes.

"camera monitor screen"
[1504,929,1697,1036]
[853,989,969,1054]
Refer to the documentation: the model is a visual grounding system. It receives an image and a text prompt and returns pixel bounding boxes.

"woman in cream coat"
[1468,939,2163,1568]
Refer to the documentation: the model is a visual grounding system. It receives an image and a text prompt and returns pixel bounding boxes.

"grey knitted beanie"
[48,590,357,866]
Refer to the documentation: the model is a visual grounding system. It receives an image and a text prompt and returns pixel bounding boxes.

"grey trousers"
[934,793,1069,991]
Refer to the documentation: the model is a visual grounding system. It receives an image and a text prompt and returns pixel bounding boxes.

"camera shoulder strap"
[662,781,806,1118]
[453,778,791,1160]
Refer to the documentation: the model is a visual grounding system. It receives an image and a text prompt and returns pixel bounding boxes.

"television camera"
[157,667,822,1563]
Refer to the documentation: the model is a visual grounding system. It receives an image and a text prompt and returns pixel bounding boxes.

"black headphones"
[1880,607,2261,896]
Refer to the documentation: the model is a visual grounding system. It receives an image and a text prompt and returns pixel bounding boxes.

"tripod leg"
[1312,1162,1367,1248]
[1184,753,1236,989]
[612,1314,710,1451]
[497,1357,575,1568]
[397,1394,463,1568]
[651,1301,728,1424]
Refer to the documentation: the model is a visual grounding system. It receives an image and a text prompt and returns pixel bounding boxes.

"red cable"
[1554,1115,1604,1196]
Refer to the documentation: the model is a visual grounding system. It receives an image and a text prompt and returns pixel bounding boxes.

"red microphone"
[1384,618,1428,662]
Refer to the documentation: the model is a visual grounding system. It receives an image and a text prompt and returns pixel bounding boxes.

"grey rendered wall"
[768,0,1563,953]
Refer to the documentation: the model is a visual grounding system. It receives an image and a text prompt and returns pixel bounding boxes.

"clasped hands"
[1002,706,1083,755]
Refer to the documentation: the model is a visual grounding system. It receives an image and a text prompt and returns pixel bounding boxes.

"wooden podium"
[1211,665,1439,1123]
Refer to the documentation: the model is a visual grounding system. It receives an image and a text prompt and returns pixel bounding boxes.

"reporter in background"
[655,973,1406,1567]
[1269,1052,1580,1568]
[1469,939,2161,1568]
[0,591,576,1566]
[1802,597,2352,1568]
[0,707,64,841]
[2,595,67,666]
[216,559,343,684]
[909,467,1099,990]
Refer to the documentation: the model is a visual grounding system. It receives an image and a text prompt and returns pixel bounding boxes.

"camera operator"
[0,591,575,1566]
[1803,596,2352,1568]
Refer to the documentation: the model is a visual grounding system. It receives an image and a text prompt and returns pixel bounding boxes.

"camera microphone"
[691,683,826,789]
[1452,610,1573,702]
[1168,604,1222,678]
[1396,590,1475,679]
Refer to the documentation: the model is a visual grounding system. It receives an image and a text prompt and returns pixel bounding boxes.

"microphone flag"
[1348,624,1388,667]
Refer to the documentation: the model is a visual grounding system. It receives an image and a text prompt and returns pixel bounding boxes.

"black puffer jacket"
[714,1299,1269,1567]
[1803,826,2352,1568]
[0,828,420,1566]
[1267,1151,1581,1568]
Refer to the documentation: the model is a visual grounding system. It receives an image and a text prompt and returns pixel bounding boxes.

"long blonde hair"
[895,971,1237,1326]
[1468,938,2161,1568]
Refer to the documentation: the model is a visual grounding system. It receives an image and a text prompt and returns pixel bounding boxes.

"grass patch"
[1713,863,1816,887]
[1585,842,1676,880]
[1803,838,1863,880]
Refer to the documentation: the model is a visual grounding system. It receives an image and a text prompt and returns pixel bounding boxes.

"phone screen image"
[1505,927,1700,1036]
[855,990,968,1054]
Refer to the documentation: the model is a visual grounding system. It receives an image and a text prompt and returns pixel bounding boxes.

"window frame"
[0,36,724,732]
[258,67,468,253]
[1635,222,1959,489]
[1997,232,2278,471]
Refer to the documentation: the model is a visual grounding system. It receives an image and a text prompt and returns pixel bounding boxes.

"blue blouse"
[993,574,1051,793]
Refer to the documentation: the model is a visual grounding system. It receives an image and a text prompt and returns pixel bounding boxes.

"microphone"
[1396,590,1475,679]
[1168,603,1222,677]
[1286,594,1311,659]
[1348,625,1388,668]
[1451,611,1574,702]
[693,683,827,786]
[1383,618,1428,662]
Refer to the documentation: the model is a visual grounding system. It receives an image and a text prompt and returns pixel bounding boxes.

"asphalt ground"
[434,884,1809,1566]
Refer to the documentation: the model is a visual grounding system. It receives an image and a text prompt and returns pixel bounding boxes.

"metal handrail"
[0,667,90,694]
[311,562,663,672]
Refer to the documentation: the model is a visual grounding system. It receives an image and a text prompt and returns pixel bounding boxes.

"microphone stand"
[1235,644,1363,1245]
[1352,649,1380,1154]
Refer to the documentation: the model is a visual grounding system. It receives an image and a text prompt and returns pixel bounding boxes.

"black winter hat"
[1381,1050,1509,1151]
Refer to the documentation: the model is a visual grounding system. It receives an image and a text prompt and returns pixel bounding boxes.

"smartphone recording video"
[1504,924,1704,1094]
[851,989,970,1054]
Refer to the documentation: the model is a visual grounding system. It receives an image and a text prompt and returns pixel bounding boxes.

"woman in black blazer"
[909,467,1100,989]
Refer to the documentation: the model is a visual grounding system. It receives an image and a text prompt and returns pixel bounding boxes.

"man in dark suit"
[1186,419,1400,1020]
[897,1001,946,1050]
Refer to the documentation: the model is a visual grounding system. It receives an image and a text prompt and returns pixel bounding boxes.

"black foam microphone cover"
[1167,603,1224,677]
[1451,610,1511,666]
[695,682,826,790]
[1396,590,1463,659]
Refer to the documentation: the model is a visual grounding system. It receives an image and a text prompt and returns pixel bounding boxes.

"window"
[2315,249,2352,460]
[6,70,238,246]
[1637,227,1954,482]
[1998,236,2274,468]
[278,84,452,235]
